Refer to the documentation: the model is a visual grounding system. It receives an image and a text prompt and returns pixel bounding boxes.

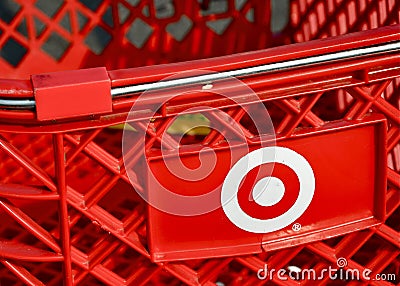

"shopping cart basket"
[0,0,398,285]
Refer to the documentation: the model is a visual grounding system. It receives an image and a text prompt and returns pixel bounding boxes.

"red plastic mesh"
[0,0,398,285]
[289,0,399,42]
[0,0,276,79]
[0,78,398,285]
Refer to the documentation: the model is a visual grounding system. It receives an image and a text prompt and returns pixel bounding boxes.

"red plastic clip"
[32,67,112,121]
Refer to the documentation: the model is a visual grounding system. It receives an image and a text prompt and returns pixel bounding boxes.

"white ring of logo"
[221,146,315,233]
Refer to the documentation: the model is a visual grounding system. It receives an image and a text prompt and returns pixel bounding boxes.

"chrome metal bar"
[0,98,36,108]
[111,41,400,96]
[0,41,399,109]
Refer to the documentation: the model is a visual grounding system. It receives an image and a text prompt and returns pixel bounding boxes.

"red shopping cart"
[0,0,398,285]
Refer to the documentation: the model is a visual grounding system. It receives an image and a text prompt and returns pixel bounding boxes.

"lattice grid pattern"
[0,76,398,285]
[0,0,398,285]
[289,0,400,42]
[0,0,274,79]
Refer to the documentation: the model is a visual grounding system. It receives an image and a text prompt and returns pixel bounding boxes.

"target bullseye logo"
[221,146,315,233]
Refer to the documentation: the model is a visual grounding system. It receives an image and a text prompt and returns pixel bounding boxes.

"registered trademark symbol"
[292,223,302,232]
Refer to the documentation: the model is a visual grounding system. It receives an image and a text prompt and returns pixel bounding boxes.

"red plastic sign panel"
[147,115,386,262]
